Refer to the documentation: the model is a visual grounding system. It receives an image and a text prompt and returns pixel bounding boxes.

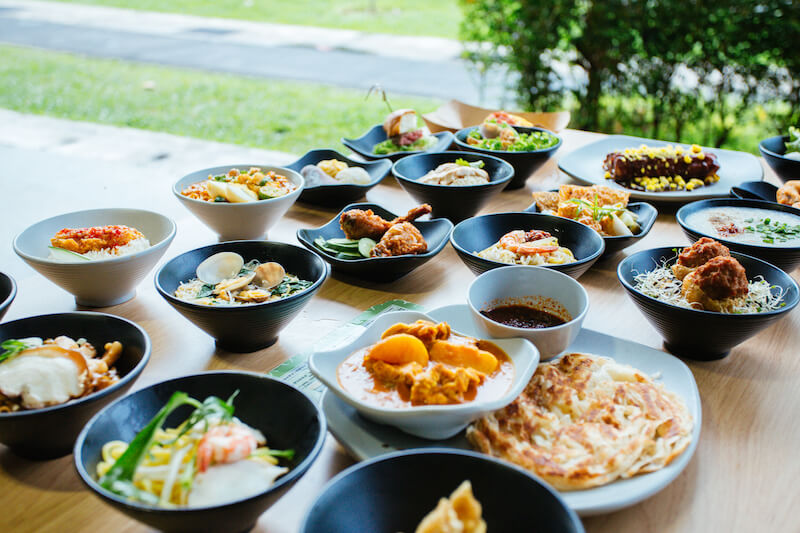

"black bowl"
[391,151,514,222]
[342,124,454,162]
[301,449,584,533]
[0,271,16,322]
[453,126,562,190]
[0,312,150,459]
[155,241,328,352]
[524,197,658,256]
[730,180,781,203]
[296,202,453,283]
[618,246,799,360]
[74,371,325,533]
[450,212,605,279]
[285,148,392,207]
[759,135,800,183]
[677,198,800,272]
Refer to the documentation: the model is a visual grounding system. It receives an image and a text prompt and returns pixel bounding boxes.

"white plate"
[310,309,539,439]
[322,304,701,516]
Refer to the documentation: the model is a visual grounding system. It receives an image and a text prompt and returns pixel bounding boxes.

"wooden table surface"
[1,129,797,533]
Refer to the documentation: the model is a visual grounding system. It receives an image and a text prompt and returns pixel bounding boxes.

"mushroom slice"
[253,262,285,290]
[0,346,89,409]
[214,272,256,294]
[197,252,245,284]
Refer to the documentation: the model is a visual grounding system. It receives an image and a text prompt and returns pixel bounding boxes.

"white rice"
[48,237,151,262]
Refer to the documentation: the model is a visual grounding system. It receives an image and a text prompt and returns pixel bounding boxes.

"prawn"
[498,230,558,256]
[196,424,259,472]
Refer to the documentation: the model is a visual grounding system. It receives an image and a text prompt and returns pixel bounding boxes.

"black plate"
[392,151,514,222]
[285,148,392,207]
[301,449,584,533]
[0,271,16,322]
[677,198,800,272]
[155,241,328,352]
[558,135,763,203]
[450,212,605,279]
[618,246,799,360]
[341,124,454,162]
[74,371,326,533]
[759,135,800,183]
[0,312,150,459]
[452,126,562,190]
[730,180,781,203]
[296,202,453,283]
[524,195,658,256]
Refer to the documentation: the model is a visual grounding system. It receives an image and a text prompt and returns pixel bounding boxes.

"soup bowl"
[0,312,150,459]
[173,164,304,241]
[618,246,799,360]
[13,208,176,307]
[677,198,800,272]
[155,241,328,352]
[759,135,800,183]
[391,151,514,222]
[74,371,326,533]
[468,265,589,360]
[301,449,584,533]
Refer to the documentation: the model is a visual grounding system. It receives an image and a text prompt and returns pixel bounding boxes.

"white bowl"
[468,265,588,360]
[309,310,539,440]
[174,164,304,241]
[13,208,176,307]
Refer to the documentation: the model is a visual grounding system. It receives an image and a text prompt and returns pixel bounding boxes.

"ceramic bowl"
[285,149,392,207]
[759,135,800,183]
[341,124,454,162]
[0,272,16,322]
[729,180,782,203]
[301,449,584,533]
[296,202,453,283]
[173,164,304,241]
[391,151,514,222]
[155,241,328,352]
[618,246,799,360]
[0,312,150,459]
[453,126,562,189]
[309,310,539,440]
[13,208,176,307]
[74,371,326,533]
[467,265,589,360]
[677,198,800,272]
[524,197,658,256]
[450,212,605,279]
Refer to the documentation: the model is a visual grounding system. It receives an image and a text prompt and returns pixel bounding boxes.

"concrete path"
[0,0,513,105]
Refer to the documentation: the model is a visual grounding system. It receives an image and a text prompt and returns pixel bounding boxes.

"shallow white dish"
[13,208,176,307]
[321,304,702,516]
[173,164,304,241]
[309,309,539,440]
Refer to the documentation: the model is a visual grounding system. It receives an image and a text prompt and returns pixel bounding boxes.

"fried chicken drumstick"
[340,204,432,240]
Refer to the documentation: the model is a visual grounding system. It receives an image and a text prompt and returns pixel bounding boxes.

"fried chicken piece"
[672,237,731,280]
[371,222,428,257]
[681,256,748,312]
[339,204,432,240]
[51,225,145,254]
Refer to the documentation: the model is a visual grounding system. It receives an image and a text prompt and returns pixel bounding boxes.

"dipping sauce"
[481,304,567,329]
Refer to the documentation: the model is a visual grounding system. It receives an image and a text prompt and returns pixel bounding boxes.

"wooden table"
[1,129,797,533]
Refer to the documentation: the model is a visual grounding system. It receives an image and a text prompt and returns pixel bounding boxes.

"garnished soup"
[685,206,800,246]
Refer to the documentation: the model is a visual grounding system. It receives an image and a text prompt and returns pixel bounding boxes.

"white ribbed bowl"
[173,165,304,241]
[13,208,176,307]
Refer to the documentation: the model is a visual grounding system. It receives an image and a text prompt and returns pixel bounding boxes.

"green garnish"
[467,128,558,152]
[270,277,313,296]
[196,283,215,298]
[250,447,295,460]
[0,339,37,364]
[743,218,800,244]
[786,126,800,155]
[48,246,92,261]
[213,195,226,202]
[455,158,485,169]
[567,194,623,222]
[313,236,374,259]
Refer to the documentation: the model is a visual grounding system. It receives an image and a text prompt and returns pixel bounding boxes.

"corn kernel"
[691,144,702,153]
[683,155,692,164]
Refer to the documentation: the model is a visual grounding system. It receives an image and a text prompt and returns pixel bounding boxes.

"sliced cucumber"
[336,252,363,260]
[48,246,91,261]
[358,238,376,257]
[326,238,359,246]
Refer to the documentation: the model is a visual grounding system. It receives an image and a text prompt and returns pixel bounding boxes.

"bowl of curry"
[309,310,539,440]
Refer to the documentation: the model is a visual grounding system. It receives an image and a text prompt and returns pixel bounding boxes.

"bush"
[460,0,800,149]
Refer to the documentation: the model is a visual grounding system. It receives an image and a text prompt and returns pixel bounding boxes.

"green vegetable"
[469,129,558,152]
[270,277,313,296]
[358,237,376,257]
[213,195,226,202]
[786,126,800,155]
[212,174,228,182]
[372,135,437,155]
[196,283,216,298]
[250,447,295,461]
[48,246,91,261]
[744,218,800,244]
[0,339,38,364]
[455,158,485,169]
[314,236,375,259]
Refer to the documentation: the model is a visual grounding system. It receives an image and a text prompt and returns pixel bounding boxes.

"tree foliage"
[461,0,800,147]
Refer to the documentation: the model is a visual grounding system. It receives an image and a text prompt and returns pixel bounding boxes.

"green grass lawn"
[0,45,438,155]
[50,0,462,39]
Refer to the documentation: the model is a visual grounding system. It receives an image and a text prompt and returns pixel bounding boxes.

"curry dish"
[337,321,514,408]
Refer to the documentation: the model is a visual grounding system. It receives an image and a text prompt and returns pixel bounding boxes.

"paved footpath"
[0,0,513,105]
